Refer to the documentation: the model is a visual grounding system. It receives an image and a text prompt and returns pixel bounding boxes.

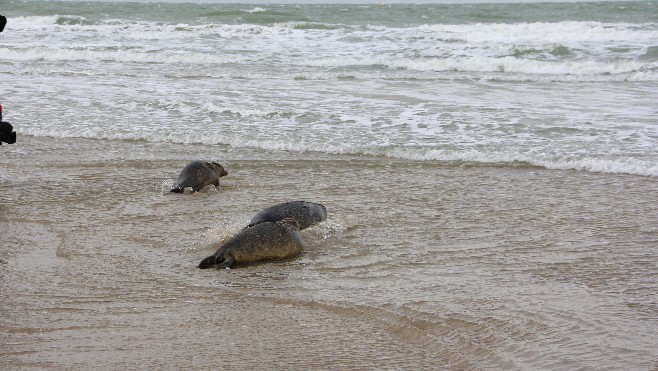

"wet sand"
[1,135,657,369]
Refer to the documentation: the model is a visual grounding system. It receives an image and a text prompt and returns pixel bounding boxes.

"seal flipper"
[198,255,217,269]
[217,255,235,269]
[170,186,183,193]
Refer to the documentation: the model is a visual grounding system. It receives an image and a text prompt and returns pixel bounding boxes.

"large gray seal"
[198,219,303,269]
[171,160,228,193]
[248,201,327,230]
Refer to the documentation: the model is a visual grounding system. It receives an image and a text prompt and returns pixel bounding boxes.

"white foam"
[417,21,652,45]
[548,157,658,176]
[201,102,297,118]
[304,218,351,242]
[16,121,658,177]
[0,46,245,65]
[305,55,643,77]
[160,179,176,194]
[3,17,657,81]
[379,148,658,177]
[205,221,247,246]
[7,15,61,27]
[241,7,268,14]
[5,14,657,178]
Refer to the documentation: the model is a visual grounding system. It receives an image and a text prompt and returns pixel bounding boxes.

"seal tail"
[198,255,217,269]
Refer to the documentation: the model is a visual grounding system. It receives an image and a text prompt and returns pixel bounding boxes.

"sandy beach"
[2,135,657,369]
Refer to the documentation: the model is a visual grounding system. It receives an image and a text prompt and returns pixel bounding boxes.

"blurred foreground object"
[0,104,17,145]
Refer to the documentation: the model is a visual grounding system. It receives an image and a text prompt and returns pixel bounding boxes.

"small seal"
[248,201,327,230]
[198,219,303,269]
[171,160,228,193]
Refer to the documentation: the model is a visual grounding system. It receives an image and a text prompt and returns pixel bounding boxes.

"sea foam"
[4,3,657,178]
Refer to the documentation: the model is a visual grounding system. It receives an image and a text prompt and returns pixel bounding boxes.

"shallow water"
[2,136,657,369]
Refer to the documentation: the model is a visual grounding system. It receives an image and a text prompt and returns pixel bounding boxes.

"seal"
[198,219,303,269]
[171,160,228,193]
[248,201,327,230]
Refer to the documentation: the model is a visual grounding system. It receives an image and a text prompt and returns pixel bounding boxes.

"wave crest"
[17,126,658,177]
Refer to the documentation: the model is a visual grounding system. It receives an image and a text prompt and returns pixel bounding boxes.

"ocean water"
[1,1,657,369]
